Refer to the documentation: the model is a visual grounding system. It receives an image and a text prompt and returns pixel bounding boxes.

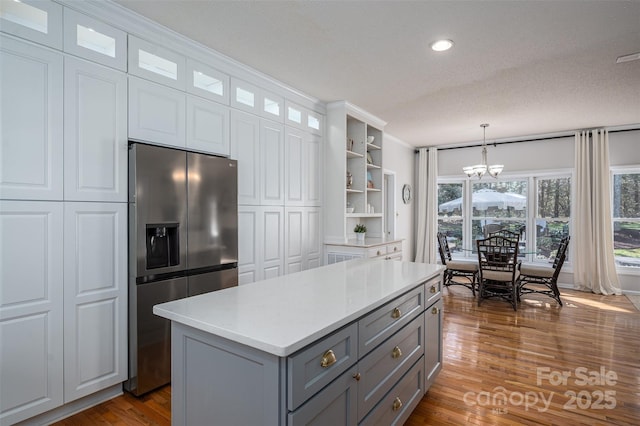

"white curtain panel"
[573,130,621,295]
[415,147,438,263]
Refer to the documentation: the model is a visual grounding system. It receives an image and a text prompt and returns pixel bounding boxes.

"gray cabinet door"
[424,298,444,391]
[288,366,358,426]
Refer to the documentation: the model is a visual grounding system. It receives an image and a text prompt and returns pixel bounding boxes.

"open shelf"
[367,163,381,170]
[367,143,381,150]
[347,150,363,159]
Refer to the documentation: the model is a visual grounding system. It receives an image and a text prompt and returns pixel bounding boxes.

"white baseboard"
[15,384,123,426]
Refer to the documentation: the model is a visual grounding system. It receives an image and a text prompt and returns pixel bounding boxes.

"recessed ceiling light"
[430,39,454,52]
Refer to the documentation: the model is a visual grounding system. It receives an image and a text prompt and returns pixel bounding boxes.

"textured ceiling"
[115,0,640,147]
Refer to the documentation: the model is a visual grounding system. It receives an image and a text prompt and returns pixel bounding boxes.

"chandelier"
[463,124,504,179]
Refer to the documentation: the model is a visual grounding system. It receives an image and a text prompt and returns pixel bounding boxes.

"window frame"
[611,166,640,275]
[438,169,573,266]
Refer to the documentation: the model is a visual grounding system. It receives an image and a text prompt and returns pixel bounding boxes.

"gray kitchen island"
[154,259,445,425]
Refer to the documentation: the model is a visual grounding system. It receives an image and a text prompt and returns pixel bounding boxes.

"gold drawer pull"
[430,285,437,293]
[392,397,403,412]
[320,349,337,368]
[391,346,402,359]
[394,246,398,251]
[377,250,382,256]
[391,307,401,319]
[352,372,361,381]
[432,307,440,315]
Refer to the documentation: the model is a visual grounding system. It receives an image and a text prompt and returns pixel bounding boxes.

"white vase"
[356,232,365,242]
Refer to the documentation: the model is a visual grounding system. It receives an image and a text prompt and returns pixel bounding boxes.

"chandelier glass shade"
[463,124,503,179]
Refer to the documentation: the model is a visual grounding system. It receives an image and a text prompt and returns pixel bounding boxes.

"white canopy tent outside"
[439,188,527,213]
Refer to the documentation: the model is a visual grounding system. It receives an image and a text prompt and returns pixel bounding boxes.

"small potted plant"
[354,223,367,242]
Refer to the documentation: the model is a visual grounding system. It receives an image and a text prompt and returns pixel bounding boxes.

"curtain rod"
[413,127,640,153]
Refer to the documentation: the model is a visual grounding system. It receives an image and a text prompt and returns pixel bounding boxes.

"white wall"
[384,134,416,261]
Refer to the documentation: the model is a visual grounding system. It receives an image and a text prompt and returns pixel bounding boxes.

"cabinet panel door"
[305,134,323,206]
[128,76,186,147]
[186,96,229,156]
[424,298,443,391]
[231,111,260,204]
[128,35,186,90]
[262,207,284,279]
[284,208,303,274]
[238,206,259,285]
[0,0,63,49]
[63,202,127,402]
[0,201,63,425]
[260,120,284,205]
[305,207,322,269]
[285,127,304,206]
[63,8,127,71]
[64,57,127,202]
[186,58,229,105]
[1,36,63,200]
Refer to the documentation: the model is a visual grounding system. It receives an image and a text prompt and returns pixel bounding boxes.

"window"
[612,170,640,268]
[438,173,574,262]
[471,180,527,254]
[437,182,464,254]
[535,176,571,262]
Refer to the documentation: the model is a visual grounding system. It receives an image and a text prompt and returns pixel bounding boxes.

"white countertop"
[153,259,443,357]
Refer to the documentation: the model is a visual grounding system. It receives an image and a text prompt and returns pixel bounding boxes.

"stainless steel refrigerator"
[125,142,238,396]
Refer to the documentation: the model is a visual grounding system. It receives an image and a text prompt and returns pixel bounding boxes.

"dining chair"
[476,235,520,310]
[488,229,521,241]
[483,223,503,237]
[519,236,570,306]
[437,232,478,296]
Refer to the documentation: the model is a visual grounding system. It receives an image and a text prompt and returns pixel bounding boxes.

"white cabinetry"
[186,95,230,156]
[63,202,127,402]
[231,111,284,205]
[238,206,285,284]
[325,101,386,244]
[0,0,63,49]
[63,8,127,71]
[128,35,186,90]
[0,201,64,425]
[64,57,128,202]
[0,35,63,201]
[260,119,285,205]
[128,76,186,148]
[285,127,322,207]
[186,58,229,105]
[284,207,322,274]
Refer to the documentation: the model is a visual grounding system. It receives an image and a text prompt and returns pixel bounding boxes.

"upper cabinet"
[128,35,186,90]
[64,57,128,202]
[0,35,64,201]
[128,76,186,148]
[187,58,229,105]
[63,8,127,71]
[0,0,63,49]
[231,78,284,123]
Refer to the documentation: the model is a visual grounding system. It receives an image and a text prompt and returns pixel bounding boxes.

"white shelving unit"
[324,101,387,243]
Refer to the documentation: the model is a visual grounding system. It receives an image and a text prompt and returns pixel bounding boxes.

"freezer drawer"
[188,268,238,297]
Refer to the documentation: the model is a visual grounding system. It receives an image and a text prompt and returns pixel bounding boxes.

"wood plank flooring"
[53,288,640,426]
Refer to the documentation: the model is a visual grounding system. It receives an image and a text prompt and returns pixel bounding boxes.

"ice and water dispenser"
[145,224,180,269]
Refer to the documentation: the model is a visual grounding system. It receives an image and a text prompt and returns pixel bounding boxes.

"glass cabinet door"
[0,0,63,49]
[63,8,127,71]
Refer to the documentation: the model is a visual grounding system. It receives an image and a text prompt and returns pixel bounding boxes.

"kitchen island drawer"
[424,274,442,305]
[287,322,357,411]
[359,356,425,426]
[358,285,424,356]
[358,313,424,421]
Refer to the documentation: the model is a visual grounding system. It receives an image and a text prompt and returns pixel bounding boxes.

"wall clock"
[402,184,411,204]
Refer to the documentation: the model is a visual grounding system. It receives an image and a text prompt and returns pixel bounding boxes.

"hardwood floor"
[53,288,640,425]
